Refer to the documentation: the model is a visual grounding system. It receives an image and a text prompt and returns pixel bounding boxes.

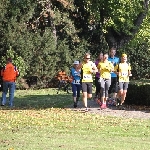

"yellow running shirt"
[81,61,95,82]
[114,63,131,82]
[97,61,114,79]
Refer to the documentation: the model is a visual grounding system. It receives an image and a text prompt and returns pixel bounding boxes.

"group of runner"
[70,48,132,111]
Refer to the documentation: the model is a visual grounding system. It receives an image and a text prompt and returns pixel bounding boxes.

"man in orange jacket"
[1,58,19,107]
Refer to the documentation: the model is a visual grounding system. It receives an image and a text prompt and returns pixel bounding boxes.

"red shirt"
[1,63,19,82]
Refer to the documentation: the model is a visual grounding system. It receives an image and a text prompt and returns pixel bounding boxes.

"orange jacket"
[56,71,68,80]
[1,63,19,82]
[56,71,72,82]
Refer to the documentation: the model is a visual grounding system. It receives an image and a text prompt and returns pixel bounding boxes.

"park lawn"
[0,89,150,150]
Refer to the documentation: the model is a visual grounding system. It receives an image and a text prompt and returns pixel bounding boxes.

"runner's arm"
[128,64,132,76]
[15,67,20,77]
[114,65,119,76]
[109,63,114,72]
[1,69,4,77]
[91,62,98,73]
[97,63,101,73]
[78,62,82,70]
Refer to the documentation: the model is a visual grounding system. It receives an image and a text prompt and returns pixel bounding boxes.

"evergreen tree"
[0,0,149,86]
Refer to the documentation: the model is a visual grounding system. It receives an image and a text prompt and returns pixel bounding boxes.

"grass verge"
[0,88,150,150]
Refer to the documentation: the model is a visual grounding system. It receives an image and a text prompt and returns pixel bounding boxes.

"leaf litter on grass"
[0,108,150,150]
[0,89,150,150]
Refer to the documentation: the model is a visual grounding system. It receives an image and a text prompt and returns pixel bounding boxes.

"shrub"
[126,80,150,105]
[0,47,28,90]
[0,46,28,78]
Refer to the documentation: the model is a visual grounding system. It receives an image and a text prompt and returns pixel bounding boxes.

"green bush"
[0,47,28,78]
[126,81,150,105]
[119,39,150,80]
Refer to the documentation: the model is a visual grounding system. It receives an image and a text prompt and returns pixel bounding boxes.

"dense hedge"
[126,81,150,105]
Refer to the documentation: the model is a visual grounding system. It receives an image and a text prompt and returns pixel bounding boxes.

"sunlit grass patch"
[0,89,150,150]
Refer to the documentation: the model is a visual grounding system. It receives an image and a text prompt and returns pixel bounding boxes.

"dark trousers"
[1,81,16,107]
[95,77,101,97]
[71,83,81,97]
[108,77,118,94]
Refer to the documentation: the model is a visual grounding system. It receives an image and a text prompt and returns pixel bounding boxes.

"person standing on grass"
[108,48,119,101]
[79,53,97,111]
[114,54,132,109]
[70,61,81,108]
[1,58,19,107]
[97,54,114,109]
[94,52,103,102]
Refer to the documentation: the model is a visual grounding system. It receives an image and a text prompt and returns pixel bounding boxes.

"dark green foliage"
[127,43,150,79]
[0,47,27,78]
[0,0,150,91]
[126,82,150,105]
[118,38,150,80]
[72,0,109,56]
[0,1,86,79]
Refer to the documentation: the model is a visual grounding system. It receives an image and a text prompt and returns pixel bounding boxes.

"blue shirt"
[108,56,119,77]
[70,68,81,84]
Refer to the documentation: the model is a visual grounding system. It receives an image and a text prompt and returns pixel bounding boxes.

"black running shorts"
[81,82,92,94]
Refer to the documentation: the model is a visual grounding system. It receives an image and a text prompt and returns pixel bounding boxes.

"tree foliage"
[85,0,150,48]
[119,14,150,79]
[0,0,150,85]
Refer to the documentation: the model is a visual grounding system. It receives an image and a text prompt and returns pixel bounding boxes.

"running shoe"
[93,96,98,101]
[97,99,102,106]
[118,104,126,110]
[100,104,107,109]
[74,102,77,108]
[76,98,79,104]
[85,107,89,112]
[115,98,121,106]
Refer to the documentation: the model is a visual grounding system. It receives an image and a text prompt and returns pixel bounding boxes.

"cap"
[73,61,79,65]
[7,58,12,62]
[122,53,127,57]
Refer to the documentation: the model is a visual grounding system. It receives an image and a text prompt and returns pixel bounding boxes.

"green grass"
[0,89,150,150]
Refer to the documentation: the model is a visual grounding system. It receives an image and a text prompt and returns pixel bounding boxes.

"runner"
[70,61,81,108]
[79,53,97,111]
[97,54,114,109]
[94,52,103,102]
[114,53,132,109]
[108,47,119,101]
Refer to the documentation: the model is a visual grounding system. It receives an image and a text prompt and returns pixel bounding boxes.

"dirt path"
[66,100,150,119]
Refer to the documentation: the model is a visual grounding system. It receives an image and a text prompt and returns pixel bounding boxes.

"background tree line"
[0,0,149,88]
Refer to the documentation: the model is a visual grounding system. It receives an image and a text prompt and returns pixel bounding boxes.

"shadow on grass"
[1,88,150,119]
[0,92,73,110]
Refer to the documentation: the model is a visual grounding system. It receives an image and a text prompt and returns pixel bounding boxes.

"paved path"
[66,100,150,119]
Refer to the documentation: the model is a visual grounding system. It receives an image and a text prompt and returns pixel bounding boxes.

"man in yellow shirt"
[97,54,114,109]
[114,54,132,109]
[79,53,97,111]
